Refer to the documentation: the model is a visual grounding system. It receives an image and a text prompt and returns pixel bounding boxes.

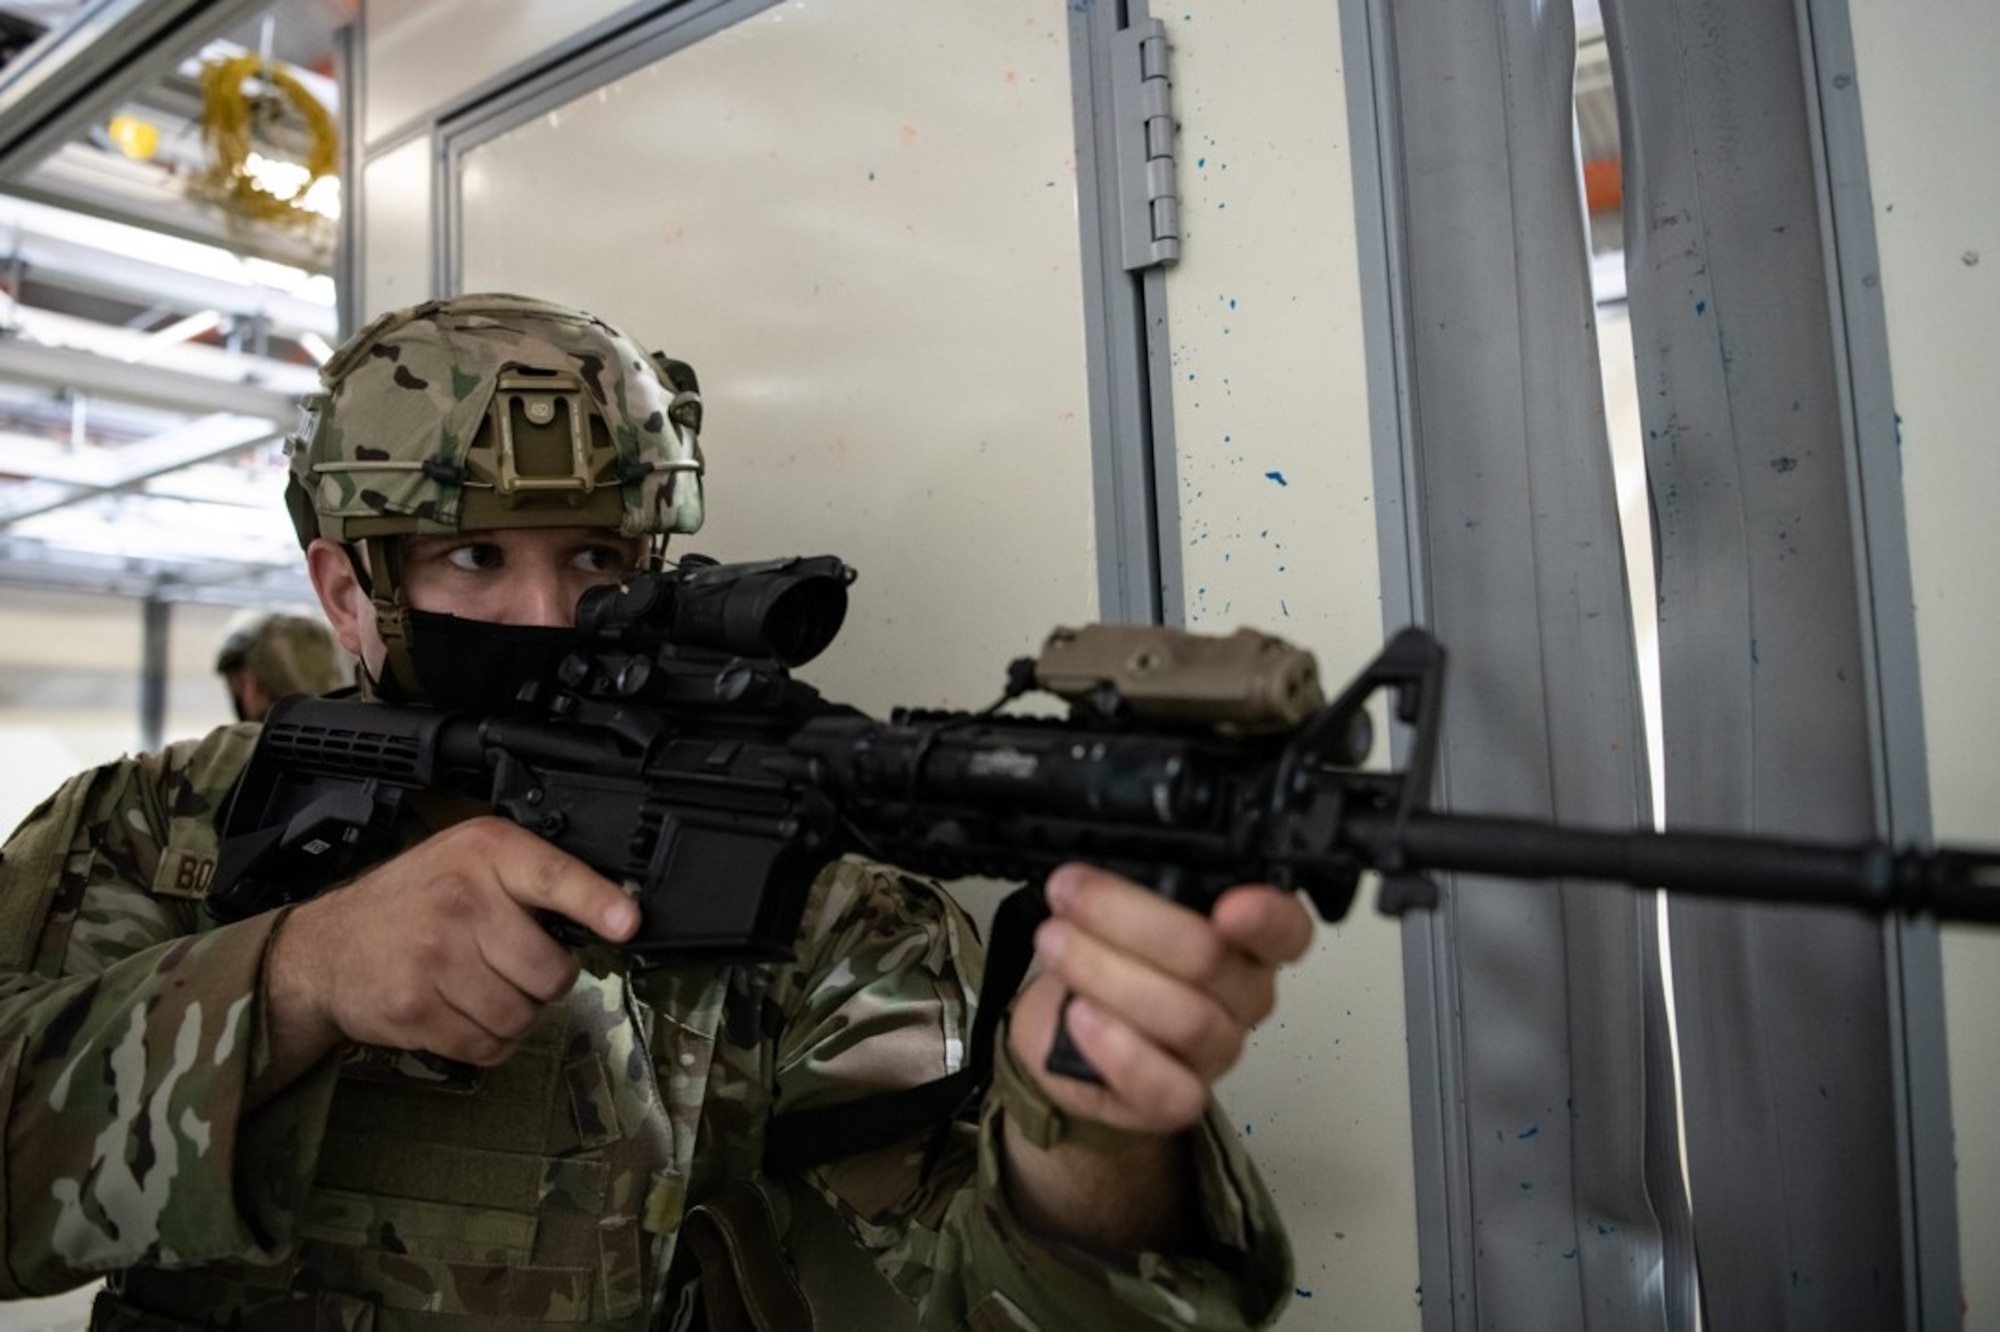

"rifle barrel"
[1341,811,2000,922]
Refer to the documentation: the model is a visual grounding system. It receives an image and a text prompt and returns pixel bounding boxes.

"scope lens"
[756,578,846,664]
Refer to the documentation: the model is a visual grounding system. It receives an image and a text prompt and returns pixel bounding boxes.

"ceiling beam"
[0,533,310,606]
[0,194,338,333]
[0,336,304,417]
[0,410,277,525]
[4,156,337,275]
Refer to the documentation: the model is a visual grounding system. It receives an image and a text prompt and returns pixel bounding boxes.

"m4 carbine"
[210,554,2000,971]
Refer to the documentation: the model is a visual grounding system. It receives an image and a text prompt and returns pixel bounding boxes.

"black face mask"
[380,608,591,713]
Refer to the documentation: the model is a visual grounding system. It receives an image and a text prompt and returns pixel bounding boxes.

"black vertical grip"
[1044,992,1107,1084]
[1041,865,1198,1086]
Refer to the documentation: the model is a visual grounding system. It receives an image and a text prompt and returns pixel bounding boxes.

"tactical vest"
[83,769,727,1331]
[93,965,710,1331]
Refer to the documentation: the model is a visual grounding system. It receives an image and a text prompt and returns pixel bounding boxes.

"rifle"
[208,554,2000,1099]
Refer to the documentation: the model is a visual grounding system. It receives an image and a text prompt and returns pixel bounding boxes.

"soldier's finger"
[437,959,549,1050]
[1034,918,1250,1080]
[1210,885,1316,967]
[1045,864,1231,980]
[416,1002,524,1068]
[460,818,639,942]
[1054,994,1209,1133]
[470,889,586,1004]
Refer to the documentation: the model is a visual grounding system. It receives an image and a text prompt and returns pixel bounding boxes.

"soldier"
[0,294,1308,1329]
[214,610,350,721]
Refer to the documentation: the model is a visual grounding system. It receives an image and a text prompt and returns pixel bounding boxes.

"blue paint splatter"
[1265,470,1289,487]
[1518,1126,1540,1139]
[1197,156,1207,168]
[1696,299,1708,315]
[1295,1288,1316,1300]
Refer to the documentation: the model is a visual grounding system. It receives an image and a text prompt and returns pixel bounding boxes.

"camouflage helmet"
[283,293,706,701]
[214,610,349,698]
[284,292,705,551]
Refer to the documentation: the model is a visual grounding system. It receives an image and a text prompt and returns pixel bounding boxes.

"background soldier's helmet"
[285,292,705,553]
[214,610,348,699]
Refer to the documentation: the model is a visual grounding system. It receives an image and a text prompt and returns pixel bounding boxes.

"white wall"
[1849,2,2000,1326]
[361,0,634,144]
[0,591,246,837]
[358,135,432,319]
[1160,4,1419,1324]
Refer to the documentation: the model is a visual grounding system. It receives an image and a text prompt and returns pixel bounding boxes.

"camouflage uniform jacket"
[0,724,1293,1329]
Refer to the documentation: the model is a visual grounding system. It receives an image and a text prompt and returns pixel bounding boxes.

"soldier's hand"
[1010,864,1314,1138]
[264,817,639,1069]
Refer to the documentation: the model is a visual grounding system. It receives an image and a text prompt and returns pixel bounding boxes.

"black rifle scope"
[575,554,855,667]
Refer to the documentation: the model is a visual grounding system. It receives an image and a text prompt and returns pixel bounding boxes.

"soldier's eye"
[446,544,504,571]
[573,545,630,574]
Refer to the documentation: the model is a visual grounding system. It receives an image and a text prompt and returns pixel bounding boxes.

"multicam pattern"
[0,724,1292,1328]
[288,293,706,545]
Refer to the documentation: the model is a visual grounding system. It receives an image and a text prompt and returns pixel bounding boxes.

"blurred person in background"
[213,609,350,721]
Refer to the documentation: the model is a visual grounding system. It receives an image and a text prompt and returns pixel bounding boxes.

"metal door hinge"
[1113,17,1179,271]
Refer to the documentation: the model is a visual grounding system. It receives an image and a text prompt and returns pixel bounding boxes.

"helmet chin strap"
[643,532,671,573]
[352,535,421,702]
